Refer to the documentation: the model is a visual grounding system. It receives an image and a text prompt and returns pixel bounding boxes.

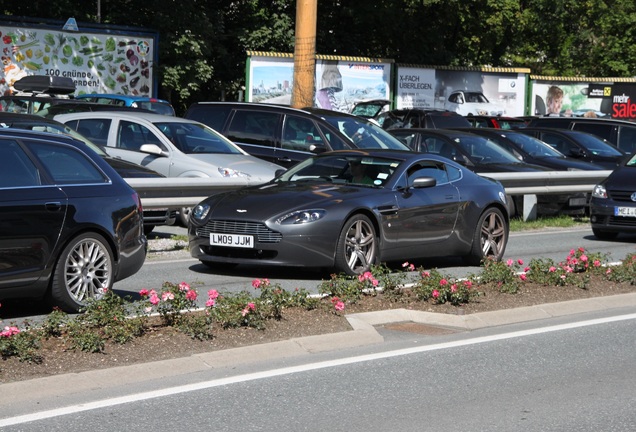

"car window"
[455,136,520,163]
[407,161,449,185]
[225,110,279,148]
[73,118,112,146]
[185,105,233,132]
[117,120,164,152]
[571,122,613,142]
[0,98,30,113]
[539,132,576,155]
[617,127,636,155]
[282,115,325,153]
[155,122,242,154]
[390,131,418,151]
[0,139,41,188]
[29,142,107,184]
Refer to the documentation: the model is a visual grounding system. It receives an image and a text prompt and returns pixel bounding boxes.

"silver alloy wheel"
[344,218,376,274]
[480,210,506,258]
[64,238,111,303]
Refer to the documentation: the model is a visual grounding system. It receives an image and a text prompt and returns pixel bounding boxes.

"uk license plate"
[615,206,636,217]
[209,233,254,248]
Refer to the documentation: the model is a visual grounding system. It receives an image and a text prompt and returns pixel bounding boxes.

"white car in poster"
[445,91,505,116]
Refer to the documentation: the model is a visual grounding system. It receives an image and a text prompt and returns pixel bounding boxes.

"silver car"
[54,111,284,224]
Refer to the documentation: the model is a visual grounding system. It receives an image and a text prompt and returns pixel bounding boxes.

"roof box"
[13,76,76,95]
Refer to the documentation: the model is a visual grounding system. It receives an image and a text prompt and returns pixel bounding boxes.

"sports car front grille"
[608,190,636,202]
[197,220,282,243]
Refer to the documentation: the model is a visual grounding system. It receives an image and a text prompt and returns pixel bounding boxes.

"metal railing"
[126,170,612,221]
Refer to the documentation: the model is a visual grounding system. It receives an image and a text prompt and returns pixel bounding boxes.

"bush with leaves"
[412,268,477,305]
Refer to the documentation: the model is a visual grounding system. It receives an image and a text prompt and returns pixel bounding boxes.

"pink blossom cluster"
[331,296,345,311]
[206,289,219,307]
[1,325,20,337]
[358,271,379,287]
[139,282,198,308]
[241,302,256,317]
[252,278,270,289]
[402,261,416,271]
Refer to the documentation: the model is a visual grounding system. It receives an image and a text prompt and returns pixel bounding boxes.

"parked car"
[0,128,147,312]
[0,112,176,234]
[189,149,509,275]
[350,99,390,119]
[590,153,636,239]
[388,128,586,216]
[184,102,409,168]
[526,117,636,154]
[445,91,504,116]
[460,127,606,171]
[465,115,528,129]
[374,108,471,130]
[76,93,176,116]
[54,111,284,225]
[0,75,82,114]
[36,101,154,119]
[517,128,627,169]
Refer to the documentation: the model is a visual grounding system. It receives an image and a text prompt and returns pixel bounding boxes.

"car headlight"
[592,184,607,199]
[192,203,211,220]
[276,210,326,225]
[218,167,250,178]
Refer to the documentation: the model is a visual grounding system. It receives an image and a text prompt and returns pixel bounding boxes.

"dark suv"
[184,102,409,168]
[375,108,472,130]
[527,117,636,154]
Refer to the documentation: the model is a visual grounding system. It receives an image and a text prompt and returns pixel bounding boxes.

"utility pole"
[290,0,317,109]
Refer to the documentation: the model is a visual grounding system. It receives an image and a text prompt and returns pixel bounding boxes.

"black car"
[517,128,627,170]
[590,153,636,240]
[389,128,585,216]
[461,128,606,171]
[184,102,409,168]
[375,108,471,130]
[0,112,176,233]
[0,129,147,312]
[526,117,636,155]
[189,149,509,275]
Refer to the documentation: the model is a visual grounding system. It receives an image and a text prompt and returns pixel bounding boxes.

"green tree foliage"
[2,0,634,114]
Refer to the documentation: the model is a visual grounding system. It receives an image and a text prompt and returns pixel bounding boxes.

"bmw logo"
[631,193,636,202]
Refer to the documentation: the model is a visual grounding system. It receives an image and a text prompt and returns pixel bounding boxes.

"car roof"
[77,93,171,103]
[54,111,195,123]
[390,128,483,138]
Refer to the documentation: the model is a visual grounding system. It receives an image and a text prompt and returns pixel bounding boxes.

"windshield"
[568,131,624,156]
[276,154,401,188]
[317,113,410,151]
[0,120,108,156]
[154,122,243,154]
[454,135,521,164]
[501,132,564,158]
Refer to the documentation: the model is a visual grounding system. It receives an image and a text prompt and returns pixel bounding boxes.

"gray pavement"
[3,292,636,401]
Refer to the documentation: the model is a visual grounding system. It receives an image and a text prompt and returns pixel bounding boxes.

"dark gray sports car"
[189,150,510,275]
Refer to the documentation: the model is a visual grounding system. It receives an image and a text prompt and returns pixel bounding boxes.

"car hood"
[103,156,164,178]
[204,181,372,220]
[605,165,636,188]
[187,154,283,182]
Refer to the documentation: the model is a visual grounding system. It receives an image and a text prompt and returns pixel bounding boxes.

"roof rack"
[13,76,76,95]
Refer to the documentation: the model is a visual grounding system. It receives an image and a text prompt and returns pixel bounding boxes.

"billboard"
[0,18,158,97]
[395,65,528,116]
[247,52,392,112]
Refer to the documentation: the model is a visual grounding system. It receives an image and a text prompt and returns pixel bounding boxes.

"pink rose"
[178,282,190,291]
[186,290,197,301]
[252,279,262,289]
[334,301,345,311]
[208,289,219,299]
[432,289,440,298]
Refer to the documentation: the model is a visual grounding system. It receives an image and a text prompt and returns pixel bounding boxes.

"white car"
[445,91,504,116]
[54,111,283,224]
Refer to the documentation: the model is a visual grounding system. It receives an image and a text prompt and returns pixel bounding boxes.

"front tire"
[465,207,508,266]
[178,207,191,227]
[334,214,377,275]
[592,228,618,240]
[50,233,114,312]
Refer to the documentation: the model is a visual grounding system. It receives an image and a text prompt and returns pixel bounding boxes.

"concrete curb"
[2,293,635,404]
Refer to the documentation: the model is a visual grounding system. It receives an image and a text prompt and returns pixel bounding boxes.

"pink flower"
[178,282,190,291]
[464,280,473,289]
[205,299,216,307]
[252,279,262,289]
[520,274,527,281]
[439,279,448,286]
[334,301,345,311]
[569,249,576,256]
[162,292,175,301]
[432,289,440,298]
[593,260,601,267]
[186,289,197,301]
[580,254,588,262]
[450,284,457,293]
[139,289,149,297]
[402,262,415,271]
[262,278,270,287]
[606,268,612,275]
[506,259,514,266]
[422,271,430,278]
[371,278,379,287]
[524,266,530,272]
[549,266,556,272]
[517,259,524,265]
[248,302,256,310]
[149,294,160,305]
[241,303,255,317]
[144,306,152,313]
[241,307,249,317]
[208,289,219,299]
[1,326,20,337]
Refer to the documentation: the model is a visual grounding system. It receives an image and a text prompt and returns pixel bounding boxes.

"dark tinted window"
[30,142,107,184]
[571,122,614,142]
[73,118,112,145]
[185,104,233,132]
[282,115,326,153]
[225,110,279,148]
[0,139,41,187]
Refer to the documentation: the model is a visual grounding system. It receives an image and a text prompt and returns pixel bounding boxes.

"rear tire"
[50,233,114,313]
[464,207,508,266]
[334,214,377,275]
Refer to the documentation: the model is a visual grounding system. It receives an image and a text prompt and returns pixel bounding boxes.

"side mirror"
[412,177,436,189]
[140,144,166,156]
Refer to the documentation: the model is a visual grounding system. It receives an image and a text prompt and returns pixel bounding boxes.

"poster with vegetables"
[0,25,156,97]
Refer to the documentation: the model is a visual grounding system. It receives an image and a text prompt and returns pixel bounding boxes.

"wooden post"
[290,0,317,109]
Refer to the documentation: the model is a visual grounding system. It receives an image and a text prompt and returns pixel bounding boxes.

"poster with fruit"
[0,24,156,97]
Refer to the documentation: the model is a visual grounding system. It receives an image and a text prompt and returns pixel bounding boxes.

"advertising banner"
[395,65,527,116]
[247,52,392,113]
[0,21,157,96]
[587,82,636,120]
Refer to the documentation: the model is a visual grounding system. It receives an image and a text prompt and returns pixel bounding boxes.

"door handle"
[45,202,62,212]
